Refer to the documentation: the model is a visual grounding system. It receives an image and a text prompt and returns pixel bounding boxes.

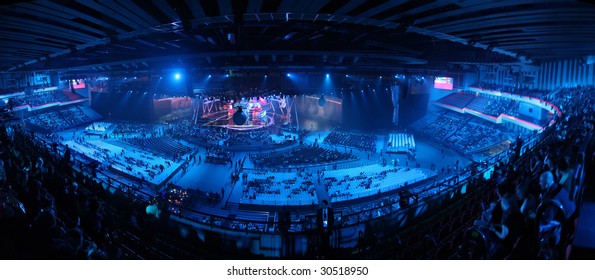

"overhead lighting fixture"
[283,32,297,40]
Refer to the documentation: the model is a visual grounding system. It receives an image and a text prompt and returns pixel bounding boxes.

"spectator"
[317,200,334,256]
[539,171,575,220]
[515,179,537,221]
[488,192,524,258]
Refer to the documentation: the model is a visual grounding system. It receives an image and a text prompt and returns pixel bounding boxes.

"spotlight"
[264,75,268,78]
[326,74,330,78]
[175,73,181,80]
[208,74,212,78]
[286,73,291,77]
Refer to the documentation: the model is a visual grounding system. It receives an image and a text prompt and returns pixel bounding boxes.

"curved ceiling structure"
[1,0,594,74]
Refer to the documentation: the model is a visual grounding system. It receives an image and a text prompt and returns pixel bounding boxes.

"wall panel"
[538,59,595,90]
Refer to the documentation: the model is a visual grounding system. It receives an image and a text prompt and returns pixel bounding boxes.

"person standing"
[317,200,334,258]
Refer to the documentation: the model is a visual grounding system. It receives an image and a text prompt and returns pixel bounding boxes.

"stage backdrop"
[91,91,154,121]
[296,95,342,131]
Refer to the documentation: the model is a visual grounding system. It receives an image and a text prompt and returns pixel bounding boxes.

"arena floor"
[56,123,472,215]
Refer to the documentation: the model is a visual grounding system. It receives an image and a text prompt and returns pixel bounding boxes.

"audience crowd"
[437,91,522,118]
[447,121,513,154]
[225,129,276,147]
[470,82,549,98]
[241,170,318,206]
[8,89,84,109]
[0,125,117,258]
[415,112,519,155]
[323,165,435,203]
[459,85,594,259]
[324,128,377,151]
[0,123,211,259]
[1,80,593,259]
[26,106,93,132]
[250,144,357,168]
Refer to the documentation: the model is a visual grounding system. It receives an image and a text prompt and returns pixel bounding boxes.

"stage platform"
[386,132,415,154]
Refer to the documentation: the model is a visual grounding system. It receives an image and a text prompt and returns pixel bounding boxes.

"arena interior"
[0,0,594,260]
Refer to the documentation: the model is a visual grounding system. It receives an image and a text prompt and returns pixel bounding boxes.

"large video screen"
[71,79,86,89]
[434,77,453,90]
[296,95,342,130]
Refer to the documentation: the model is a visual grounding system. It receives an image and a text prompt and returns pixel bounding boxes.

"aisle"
[174,160,232,194]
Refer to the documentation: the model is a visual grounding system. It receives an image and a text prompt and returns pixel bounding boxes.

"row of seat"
[435,92,476,108]
[250,144,356,168]
[124,137,192,159]
[325,165,434,203]
[27,106,93,132]
[324,128,377,151]
[240,171,318,206]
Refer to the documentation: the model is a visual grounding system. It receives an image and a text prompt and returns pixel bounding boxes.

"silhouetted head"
[539,171,555,192]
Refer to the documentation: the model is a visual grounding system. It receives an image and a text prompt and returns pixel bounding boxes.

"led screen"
[71,79,86,89]
[434,77,453,90]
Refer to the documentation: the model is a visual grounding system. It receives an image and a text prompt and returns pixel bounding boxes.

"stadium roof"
[1,0,594,74]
